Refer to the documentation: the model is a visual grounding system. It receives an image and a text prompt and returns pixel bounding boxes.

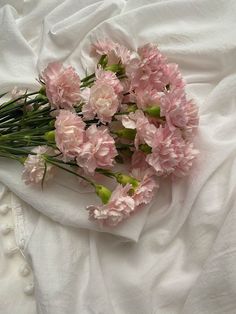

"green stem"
[0,145,33,155]
[45,158,96,187]
[0,91,39,111]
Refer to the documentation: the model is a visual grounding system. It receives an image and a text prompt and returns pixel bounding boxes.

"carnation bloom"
[146,126,198,177]
[130,163,158,206]
[182,99,199,139]
[121,110,157,148]
[42,62,81,110]
[82,83,119,123]
[87,184,135,226]
[164,63,185,91]
[160,89,199,137]
[135,86,161,110]
[130,43,168,92]
[160,88,187,131]
[22,146,55,185]
[95,66,123,94]
[92,40,131,65]
[55,110,86,160]
[76,125,118,174]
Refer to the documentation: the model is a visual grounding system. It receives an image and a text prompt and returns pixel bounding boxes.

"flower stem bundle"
[0,40,199,226]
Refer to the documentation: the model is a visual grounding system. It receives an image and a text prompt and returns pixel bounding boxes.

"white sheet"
[0,0,236,313]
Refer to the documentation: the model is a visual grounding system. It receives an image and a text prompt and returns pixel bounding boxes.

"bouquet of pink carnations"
[0,40,199,226]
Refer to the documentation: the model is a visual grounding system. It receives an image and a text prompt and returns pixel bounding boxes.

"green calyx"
[44,130,55,142]
[144,105,161,117]
[139,144,152,154]
[105,64,125,76]
[98,54,108,68]
[115,128,136,140]
[39,86,46,96]
[115,173,139,188]
[95,184,112,204]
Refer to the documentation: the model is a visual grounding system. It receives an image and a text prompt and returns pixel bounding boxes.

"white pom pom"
[24,283,34,296]
[4,246,19,257]
[0,204,10,215]
[0,224,13,235]
[19,264,31,277]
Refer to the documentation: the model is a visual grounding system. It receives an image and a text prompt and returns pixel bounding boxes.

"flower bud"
[115,173,139,188]
[95,184,112,204]
[44,130,55,142]
[144,105,161,117]
[39,87,46,96]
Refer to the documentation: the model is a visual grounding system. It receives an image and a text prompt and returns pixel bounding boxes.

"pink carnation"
[164,63,185,91]
[92,40,131,65]
[173,142,199,177]
[42,62,81,110]
[182,99,199,139]
[160,89,199,137]
[135,86,161,110]
[82,83,119,123]
[131,166,158,206]
[87,184,135,226]
[76,125,118,174]
[22,146,55,185]
[130,43,168,92]
[146,126,198,177]
[122,110,157,148]
[55,110,86,160]
[95,66,123,94]
[160,88,187,131]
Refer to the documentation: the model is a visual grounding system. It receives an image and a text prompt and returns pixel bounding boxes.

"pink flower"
[131,166,158,206]
[121,110,157,148]
[164,63,185,91]
[42,62,81,110]
[83,83,119,123]
[160,88,187,131]
[146,126,198,177]
[22,146,55,185]
[92,40,131,65]
[173,142,199,177]
[160,89,199,137]
[135,86,161,110]
[95,66,123,94]
[87,184,135,226]
[182,99,199,139]
[76,125,118,174]
[55,110,86,160]
[92,40,117,56]
[130,43,168,92]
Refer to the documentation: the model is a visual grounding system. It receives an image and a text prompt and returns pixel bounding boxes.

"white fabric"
[0,184,36,314]
[0,0,236,313]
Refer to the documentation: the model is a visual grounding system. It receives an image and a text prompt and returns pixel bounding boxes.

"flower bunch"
[0,40,199,227]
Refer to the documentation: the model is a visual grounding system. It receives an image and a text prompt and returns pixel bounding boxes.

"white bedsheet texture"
[0,0,236,313]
